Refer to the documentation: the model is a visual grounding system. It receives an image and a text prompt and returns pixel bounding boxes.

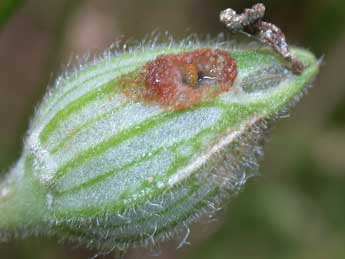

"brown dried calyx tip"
[219,3,304,74]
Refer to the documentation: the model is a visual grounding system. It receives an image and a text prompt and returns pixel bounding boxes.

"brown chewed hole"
[119,48,237,110]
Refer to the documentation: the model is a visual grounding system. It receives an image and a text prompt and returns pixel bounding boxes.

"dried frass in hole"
[0,38,319,251]
[119,48,237,110]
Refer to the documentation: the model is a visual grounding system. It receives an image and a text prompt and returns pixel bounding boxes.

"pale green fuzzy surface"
[0,42,319,250]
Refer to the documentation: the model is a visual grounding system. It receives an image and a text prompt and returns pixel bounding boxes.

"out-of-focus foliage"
[0,0,23,28]
[0,0,344,258]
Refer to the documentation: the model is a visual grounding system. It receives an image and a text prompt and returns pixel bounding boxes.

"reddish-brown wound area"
[119,48,237,110]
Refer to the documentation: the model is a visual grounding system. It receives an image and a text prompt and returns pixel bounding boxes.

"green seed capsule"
[0,40,319,251]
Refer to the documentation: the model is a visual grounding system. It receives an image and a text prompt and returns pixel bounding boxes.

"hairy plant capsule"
[0,40,319,252]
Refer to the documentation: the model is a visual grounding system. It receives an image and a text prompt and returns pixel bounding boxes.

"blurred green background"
[0,0,344,258]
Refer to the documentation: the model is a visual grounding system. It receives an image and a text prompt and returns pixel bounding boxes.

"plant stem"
[0,155,47,234]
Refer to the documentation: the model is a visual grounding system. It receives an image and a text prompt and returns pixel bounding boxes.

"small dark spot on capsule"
[119,48,237,110]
